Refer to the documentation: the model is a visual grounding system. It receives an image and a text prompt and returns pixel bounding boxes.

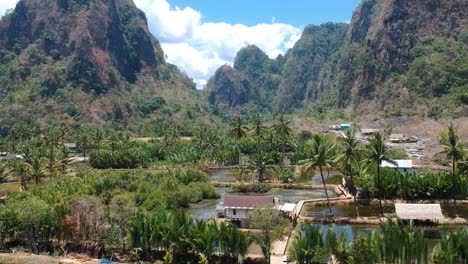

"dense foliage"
[290,222,468,264]
[0,169,219,257]
[128,210,250,263]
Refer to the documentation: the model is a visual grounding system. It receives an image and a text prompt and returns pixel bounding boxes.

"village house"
[64,143,78,153]
[389,134,406,143]
[218,195,278,227]
[361,128,381,136]
[381,159,416,174]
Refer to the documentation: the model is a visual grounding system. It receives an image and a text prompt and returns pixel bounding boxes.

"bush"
[231,183,271,193]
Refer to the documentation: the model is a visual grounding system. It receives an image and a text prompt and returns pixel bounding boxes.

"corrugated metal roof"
[281,203,297,212]
[395,203,444,220]
[223,195,274,209]
[381,160,413,168]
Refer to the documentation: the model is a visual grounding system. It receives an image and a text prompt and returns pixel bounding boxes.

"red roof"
[223,195,274,209]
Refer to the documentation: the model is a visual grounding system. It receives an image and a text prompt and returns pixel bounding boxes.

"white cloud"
[134,0,301,89]
[1,0,301,89]
[0,0,17,18]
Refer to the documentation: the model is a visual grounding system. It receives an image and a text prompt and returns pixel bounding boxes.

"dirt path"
[0,253,99,264]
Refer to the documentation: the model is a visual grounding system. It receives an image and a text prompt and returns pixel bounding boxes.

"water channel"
[189,169,337,220]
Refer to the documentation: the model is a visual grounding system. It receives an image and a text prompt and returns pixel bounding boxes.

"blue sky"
[0,0,363,88]
[167,0,361,27]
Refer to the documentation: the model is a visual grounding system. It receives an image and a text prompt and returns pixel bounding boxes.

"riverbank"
[211,181,347,197]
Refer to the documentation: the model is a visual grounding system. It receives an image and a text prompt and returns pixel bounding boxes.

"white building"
[219,195,277,227]
[381,159,416,174]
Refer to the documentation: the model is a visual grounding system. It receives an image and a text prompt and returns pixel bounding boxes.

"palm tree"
[11,159,30,191]
[77,132,91,159]
[108,131,121,156]
[0,161,10,184]
[272,115,292,165]
[251,114,265,137]
[44,129,60,175]
[249,148,275,182]
[272,115,292,140]
[338,129,360,218]
[229,115,247,140]
[299,135,336,215]
[367,133,394,217]
[440,124,466,216]
[94,129,104,155]
[28,153,45,185]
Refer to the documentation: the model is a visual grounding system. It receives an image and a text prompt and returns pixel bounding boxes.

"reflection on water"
[210,170,238,182]
[304,203,468,219]
[188,187,336,220]
[305,203,394,218]
[303,224,378,241]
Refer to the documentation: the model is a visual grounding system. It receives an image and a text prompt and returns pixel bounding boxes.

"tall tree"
[28,153,45,185]
[367,133,394,217]
[229,115,247,140]
[94,129,104,155]
[11,159,30,191]
[338,129,360,218]
[247,206,289,264]
[0,161,10,184]
[272,115,292,165]
[440,124,466,216]
[251,113,265,138]
[249,147,275,182]
[44,128,60,175]
[299,135,336,215]
[76,131,91,159]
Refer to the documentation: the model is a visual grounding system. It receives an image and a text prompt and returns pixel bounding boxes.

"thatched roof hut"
[395,203,444,221]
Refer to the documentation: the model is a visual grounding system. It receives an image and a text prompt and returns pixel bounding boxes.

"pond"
[188,187,336,220]
[303,203,468,219]
[299,223,465,245]
[210,169,341,185]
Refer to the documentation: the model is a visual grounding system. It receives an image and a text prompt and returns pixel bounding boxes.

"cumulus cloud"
[0,0,17,18]
[1,0,301,89]
[134,0,301,89]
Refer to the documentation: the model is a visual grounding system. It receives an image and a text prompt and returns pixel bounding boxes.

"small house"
[64,143,78,153]
[219,195,277,227]
[340,124,351,130]
[389,134,405,143]
[381,159,416,174]
[239,154,251,166]
[361,129,381,136]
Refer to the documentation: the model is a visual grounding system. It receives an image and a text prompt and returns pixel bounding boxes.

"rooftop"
[223,195,275,209]
[381,159,413,169]
[395,203,444,221]
[390,134,405,139]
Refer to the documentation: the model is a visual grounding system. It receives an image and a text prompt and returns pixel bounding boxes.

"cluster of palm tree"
[440,124,467,215]
[0,127,72,191]
[289,224,350,264]
[129,210,250,263]
[297,130,395,217]
[290,222,468,264]
[298,124,467,218]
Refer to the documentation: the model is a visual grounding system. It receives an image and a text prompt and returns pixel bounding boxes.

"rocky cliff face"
[274,23,349,111]
[205,45,281,111]
[206,0,468,117]
[0,0,218,134]
[0,0,164,93]
[338,0,468,109]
